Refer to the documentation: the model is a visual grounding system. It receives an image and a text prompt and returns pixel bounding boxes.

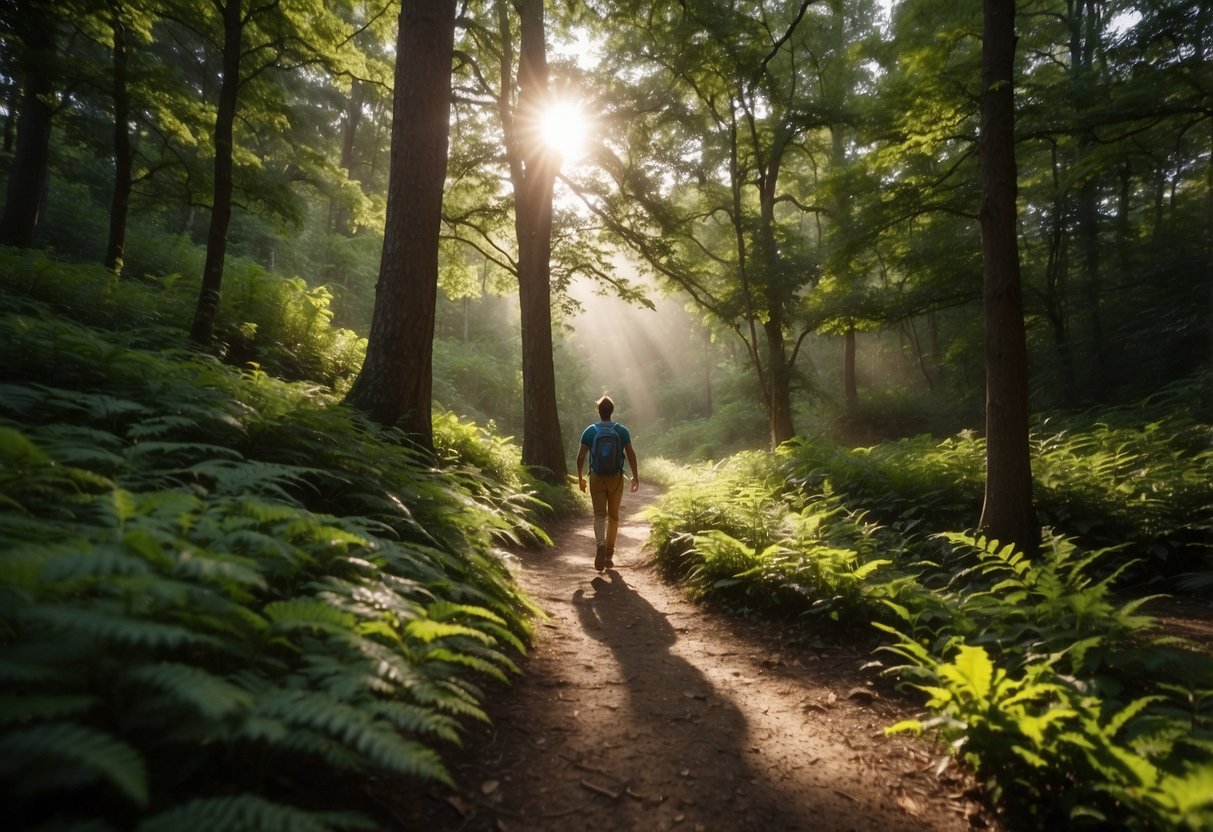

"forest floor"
[371,487,1009,832]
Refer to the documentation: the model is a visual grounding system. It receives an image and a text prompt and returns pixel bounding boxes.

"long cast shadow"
[571,568,867,831]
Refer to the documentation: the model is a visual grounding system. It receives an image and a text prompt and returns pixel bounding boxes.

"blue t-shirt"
[580,421,631,474]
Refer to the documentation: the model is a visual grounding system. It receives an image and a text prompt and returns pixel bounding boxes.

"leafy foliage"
[0,248,366,389]
[879,536,1213,829]
[645,416,1213,829]
[0,266,548,829]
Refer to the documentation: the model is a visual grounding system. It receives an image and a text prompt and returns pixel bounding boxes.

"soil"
[371,489,1009,831]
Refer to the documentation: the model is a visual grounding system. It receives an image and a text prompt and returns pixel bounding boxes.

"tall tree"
[345,0,457,449]
[103,0,145,273]
[188,0,243,344]
[977,0,1038,553]
[497,0,566,482]
[585,0,831,448]
[0,0,59,249]
[184,0,366,344]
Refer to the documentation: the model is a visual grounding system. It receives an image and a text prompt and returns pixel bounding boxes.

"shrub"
[0,292,543,830]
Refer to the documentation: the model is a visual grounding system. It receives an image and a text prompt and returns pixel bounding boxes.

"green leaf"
[944,644,995,702]
[125,663,253,721]
[885,719,924,735]
[21,604,221,651]
[405,619,493,645]
[0,694,96,725]
[264,599,356,634]
[0,722,148,806]
[137,794,375,832]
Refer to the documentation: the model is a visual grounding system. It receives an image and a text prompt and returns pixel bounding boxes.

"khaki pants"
[588,471,625,553]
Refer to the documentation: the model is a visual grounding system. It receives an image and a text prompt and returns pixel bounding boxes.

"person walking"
[576,395,639,572]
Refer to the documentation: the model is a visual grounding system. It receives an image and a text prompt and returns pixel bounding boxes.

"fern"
[20,604,224,652]
[137,794,375,832]
[124,663,254,721]
[250,689,452,782]
[0,722,149,807]
[0,694,96,725]
[0,273,544,831]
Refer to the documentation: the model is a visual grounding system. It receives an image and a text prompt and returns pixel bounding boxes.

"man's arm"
[576,444,589,492]
[624,444,639,493]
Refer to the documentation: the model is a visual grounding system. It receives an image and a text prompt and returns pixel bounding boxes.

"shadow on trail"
[571,570,869,831]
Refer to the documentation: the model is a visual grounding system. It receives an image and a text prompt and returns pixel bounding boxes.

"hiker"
[576,395,639,572]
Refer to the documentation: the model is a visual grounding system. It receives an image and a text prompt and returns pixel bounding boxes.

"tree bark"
[334,78,365,237]
[843,326,858,416]
[977,0,1039,554]
[344,0,456,451]
[0,6,56,249]
[501,0,567,483]
[758,177,795,447]
[105,2,132,274]
[189,0,242,344]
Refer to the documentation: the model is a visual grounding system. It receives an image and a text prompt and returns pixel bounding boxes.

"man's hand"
[630,476,639,493]
[578,475,586,493]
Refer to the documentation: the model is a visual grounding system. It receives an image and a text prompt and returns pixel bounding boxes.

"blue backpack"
[591,422,623,475]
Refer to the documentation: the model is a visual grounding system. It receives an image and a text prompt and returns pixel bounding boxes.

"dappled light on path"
[386,492,999,831]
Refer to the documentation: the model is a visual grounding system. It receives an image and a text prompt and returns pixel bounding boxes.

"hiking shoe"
[605,545,615,569]
[594,543,607,572]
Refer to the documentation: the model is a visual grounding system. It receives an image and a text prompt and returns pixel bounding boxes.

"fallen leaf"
[481,780,499,795]
[897,793,923,818]
[445,795,472,817]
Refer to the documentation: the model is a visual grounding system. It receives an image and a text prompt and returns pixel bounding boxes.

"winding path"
[382,489,1004,831]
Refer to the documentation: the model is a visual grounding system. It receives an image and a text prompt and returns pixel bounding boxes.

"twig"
[580,778,622,800]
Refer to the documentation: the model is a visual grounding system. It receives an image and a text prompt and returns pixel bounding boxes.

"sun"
[540,101,587,163]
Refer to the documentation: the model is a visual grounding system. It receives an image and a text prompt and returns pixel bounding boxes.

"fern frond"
[39,544,152,582]
[253,690,452,782]
[186,459,320,500]
[168,547,267,596]
[263,599,355,635]
[0,722,148,806]
[20,604,222,652]
[137,793,374,832]
[124,663,253,722]
[0,694,96,725]
[404,618,493,645]
[368,700,461,745]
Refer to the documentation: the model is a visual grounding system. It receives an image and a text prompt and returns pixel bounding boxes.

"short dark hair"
[596,395,614,420]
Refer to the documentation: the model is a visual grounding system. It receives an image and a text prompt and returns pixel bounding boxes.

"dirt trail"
[378,489,1003,831]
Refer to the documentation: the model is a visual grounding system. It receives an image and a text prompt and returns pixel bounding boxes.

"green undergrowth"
[1,248,367,391]
[0,277,553,828]
[645,417,1213,829]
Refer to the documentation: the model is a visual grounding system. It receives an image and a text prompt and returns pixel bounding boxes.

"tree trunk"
[1071,0,1104,399]
[978,0,1039,554]
[105,3,132,274]
[189,0,242,344]
[0,9,56,249]
[2,82,16,153]
[334,78,365,237]
[843,326,858,416]
[501,0,567,483]
[756,136,796,447]
[762,309,796,446]
[345,0,457,451]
